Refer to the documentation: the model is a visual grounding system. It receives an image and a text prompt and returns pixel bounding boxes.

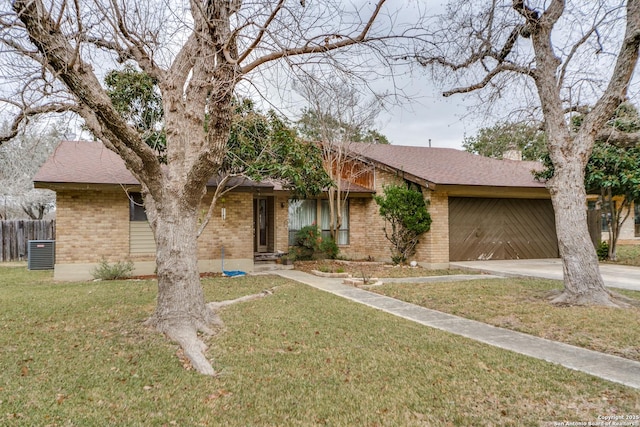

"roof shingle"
[344,143,546,188]
[33,140,273,189]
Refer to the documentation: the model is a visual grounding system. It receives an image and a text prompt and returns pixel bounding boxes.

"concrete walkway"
[273,269,640,390]
[451,258,640,291]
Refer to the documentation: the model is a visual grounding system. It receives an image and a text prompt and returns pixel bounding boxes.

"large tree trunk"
[145,197,221,375]
[547,159,614,306]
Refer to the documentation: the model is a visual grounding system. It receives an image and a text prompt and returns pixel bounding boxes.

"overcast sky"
[376,78,481,150]
[372,1,485,150]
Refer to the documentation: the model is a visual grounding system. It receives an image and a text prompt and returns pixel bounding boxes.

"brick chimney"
[503,143,522,161]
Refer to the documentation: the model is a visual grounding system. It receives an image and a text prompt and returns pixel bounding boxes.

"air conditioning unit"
[28,240,55,270]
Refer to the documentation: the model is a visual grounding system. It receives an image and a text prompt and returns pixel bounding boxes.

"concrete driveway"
[450,258,640,292]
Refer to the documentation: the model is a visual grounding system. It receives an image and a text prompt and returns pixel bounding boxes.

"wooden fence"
[0,220,56,262]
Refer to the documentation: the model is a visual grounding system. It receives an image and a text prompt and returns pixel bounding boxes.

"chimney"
[503,143,522,161]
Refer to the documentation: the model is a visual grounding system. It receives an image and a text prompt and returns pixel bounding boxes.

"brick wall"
[341,169,451,266]
[55,188,256,268]
[418,190,449,265]
[56,189,130,263]
[197,191,254,261]
[274,194,290,252]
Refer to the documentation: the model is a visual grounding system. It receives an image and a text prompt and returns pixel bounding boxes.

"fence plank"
[0,220,56,262]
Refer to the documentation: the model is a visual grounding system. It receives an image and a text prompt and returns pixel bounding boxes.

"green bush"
[292,225,340,260]
[319,238,339,260]
[293,225,321,260]
[374,184,432,264]
[597,241,610,261]
[92,258,135,280]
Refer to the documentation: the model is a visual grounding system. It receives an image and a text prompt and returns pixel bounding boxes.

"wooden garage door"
[449,198,559,261]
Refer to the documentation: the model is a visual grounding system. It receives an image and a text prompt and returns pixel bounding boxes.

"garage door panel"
[449,197,558,261]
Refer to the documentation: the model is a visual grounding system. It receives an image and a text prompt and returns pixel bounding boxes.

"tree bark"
[144,196,222,375]
[547,157,615,306]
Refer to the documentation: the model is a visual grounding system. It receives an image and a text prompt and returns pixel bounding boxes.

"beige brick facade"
[56,189,130,264]
[274,194,290,251]
[197,191,254,262]
[53,187,259,280]
[52,166,456,280]
[418,191,450,267]
[337,169,450,268]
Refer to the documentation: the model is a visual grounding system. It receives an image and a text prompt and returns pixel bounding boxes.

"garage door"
[449,197,559,261]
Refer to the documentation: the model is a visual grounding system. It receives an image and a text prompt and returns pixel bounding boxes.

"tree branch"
[241,0,386,74]
[596,128,640,148]
[12,0,165,199]
[577,1,640,150]
[0,102,80,144]
[196,174,241,238]
[443,63,531,96]
[237,0,286,64]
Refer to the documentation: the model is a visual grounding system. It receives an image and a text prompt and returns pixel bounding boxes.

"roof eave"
[433,184,551,199]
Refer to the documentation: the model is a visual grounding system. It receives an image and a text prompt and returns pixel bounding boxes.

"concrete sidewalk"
[451,258,640,291]
[274,269,640,390]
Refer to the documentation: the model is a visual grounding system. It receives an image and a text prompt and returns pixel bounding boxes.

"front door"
[254,197,268,252]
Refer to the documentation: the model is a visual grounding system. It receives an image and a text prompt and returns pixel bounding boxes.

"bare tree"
[0,121,61,219]
[295,74,386,243]
[416,1,640,306]
[0,0,420,374]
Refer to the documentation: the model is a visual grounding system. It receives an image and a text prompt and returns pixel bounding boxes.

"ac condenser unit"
[28,240,55,270]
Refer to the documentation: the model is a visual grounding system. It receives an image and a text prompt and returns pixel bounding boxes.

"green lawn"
[1,266,639,426]
[373,277,640,362]
[614,244,640,266]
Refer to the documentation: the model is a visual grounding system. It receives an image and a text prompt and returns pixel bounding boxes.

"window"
[287,199,350,246]
[321,199,349,245]
[288,199,317,245]
[129,192,147,221]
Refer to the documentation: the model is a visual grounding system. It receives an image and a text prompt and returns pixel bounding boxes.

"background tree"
[199,98,331,236]
[295,74,389,244]
[0,121,63,219]
[1,0,418,374]
[537,101,640,261]
[585,143,640,261]
[104,66,166,161]
[374,184,432,265]
[463,121,547,161]
[415,1,640,306]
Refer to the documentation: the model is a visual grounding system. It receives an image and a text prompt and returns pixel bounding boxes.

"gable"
[343,143,547,190]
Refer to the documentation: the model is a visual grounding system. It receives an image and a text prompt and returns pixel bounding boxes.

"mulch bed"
[293,260,436,279]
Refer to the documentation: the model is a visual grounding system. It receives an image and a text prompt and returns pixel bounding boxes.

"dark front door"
[254,197,268,253]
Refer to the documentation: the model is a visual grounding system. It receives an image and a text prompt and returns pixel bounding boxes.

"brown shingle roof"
[34,140,272,189]
[35,140,138,185]
[344,143,546,188]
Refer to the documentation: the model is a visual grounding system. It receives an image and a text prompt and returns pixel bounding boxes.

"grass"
[613,244,640,266]
[1,266,639,425]
[373,277,640,362]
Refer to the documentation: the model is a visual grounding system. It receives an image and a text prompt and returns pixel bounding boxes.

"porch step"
[254,252,286,262]
[253,261,293,273]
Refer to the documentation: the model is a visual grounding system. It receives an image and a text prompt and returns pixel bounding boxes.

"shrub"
[92,258,134,280]
[597,241,609,261]
[319,238,339,260]
[292,224,340,260]
[293,225,321,260]
[374,184,432,264]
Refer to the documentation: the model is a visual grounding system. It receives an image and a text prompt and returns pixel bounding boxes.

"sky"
[247,1,486,152]
[372,0,482,150]
[376,79,480,150]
